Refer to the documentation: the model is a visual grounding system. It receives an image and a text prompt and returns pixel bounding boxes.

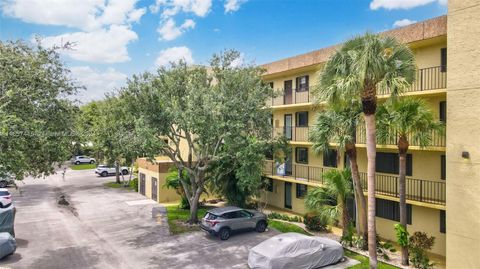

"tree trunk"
[398,136,409,266]
[115,161,120,184]
[341,199,349,238]
[364,113,377,269]
[346,143,368,246]
[188,189,202,224]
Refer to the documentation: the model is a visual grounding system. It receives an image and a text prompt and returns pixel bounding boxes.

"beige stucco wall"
[446,1,480,267]
[138,167,181,203]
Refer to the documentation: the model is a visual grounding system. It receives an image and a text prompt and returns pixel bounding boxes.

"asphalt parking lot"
[0,169,279,269]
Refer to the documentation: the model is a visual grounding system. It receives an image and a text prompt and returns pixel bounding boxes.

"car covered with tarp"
[248,232,344,269]
[0,205,16,259]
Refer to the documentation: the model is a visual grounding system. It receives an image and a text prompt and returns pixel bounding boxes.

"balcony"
[263,160,446,206]
[263,160,334,185]
[267,66,446,107]
[272,126,310,142]
[359,172,445,206]
[356,124,446,148]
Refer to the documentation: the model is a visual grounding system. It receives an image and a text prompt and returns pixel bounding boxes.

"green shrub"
[129,177,138,192]
[179,196,190,209]
[409,231,435,269]
[341,222,355,247]
[303,213,328,232]
[394,223,409,247]
[376,234,396,261]
[267,212,302,223]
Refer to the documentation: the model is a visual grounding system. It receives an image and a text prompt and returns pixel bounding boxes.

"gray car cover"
[0,206,15,237]
[0,232,16,259]
[248,233,344,269]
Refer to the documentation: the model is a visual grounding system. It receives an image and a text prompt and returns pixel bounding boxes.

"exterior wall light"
[462,151,470,159]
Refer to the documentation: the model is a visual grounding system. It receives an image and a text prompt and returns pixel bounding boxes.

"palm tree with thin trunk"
[314,33,416,268]
[305,169,353,236]
[376,97,444,265]
[309,102,368,244]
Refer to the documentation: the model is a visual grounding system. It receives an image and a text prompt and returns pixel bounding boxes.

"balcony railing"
[263,160,334,185]
[359,172,445,206]
[263,160,446,206]
[267,66,446,107]
[356,124,446,147]
[272,126,310,142]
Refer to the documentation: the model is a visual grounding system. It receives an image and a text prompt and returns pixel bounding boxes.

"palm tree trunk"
[398,136,409,266]
[342,199,349,237]
[364,113,377,269]
[346,143,368,247]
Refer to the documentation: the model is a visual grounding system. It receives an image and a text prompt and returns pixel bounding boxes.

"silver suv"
[200,206,268,240]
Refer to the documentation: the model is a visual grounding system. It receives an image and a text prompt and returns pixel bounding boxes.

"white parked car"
[95,165,129,177]
[0,174,14,188]
[0,189,12,208]
[71,156,96,165]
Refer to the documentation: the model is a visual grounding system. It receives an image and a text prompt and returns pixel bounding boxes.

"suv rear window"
[0,191,9,196]
[204,212,218,220]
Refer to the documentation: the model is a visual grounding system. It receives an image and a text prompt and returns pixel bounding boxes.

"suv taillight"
[207,220,219,227]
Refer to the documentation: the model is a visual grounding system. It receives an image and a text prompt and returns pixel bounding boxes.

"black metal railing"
[263,160,446,206]
[267,66,446,107]
[272,126,310,142]
[377,66,447,95]
[359,172,446,205]
[263,160,334,185]
[356,123,445,147]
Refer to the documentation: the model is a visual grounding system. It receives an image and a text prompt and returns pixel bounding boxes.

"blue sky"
[0,0,447,102]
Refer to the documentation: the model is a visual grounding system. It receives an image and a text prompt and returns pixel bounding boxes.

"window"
[440,48,447,72]
[296,75,309,92]
[266,178,273,192]
[376,152,412,176]
[441,155,446,180]
[296,184,308,198]
[269,82,274,89]
[376,198,412,224]
[296,112,308,127]
[439,101,447,123]
[323,150,338,167]
[295,147,308,164]
[440,210,446,233]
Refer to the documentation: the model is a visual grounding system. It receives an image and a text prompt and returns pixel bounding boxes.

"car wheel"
[101,171,108,177]
[90,160,95,164]
[219,228,230,240]
[122,170,128,175]
[0,181,7,188]
[75,161,80,165]
[256,220,267,233]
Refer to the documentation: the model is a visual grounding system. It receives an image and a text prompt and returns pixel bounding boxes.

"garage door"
[139,173,146,195]
[151,177,158,201]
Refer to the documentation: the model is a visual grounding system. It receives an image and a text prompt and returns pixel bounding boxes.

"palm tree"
[305,169,353,236]
[309,102,368,244]
[376,98,444,265]
[314,33,416,268]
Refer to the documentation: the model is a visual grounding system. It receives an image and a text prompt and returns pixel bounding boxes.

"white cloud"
[224,0,247,13]
[158,18,195,41]
[40,25,138,63]
[393,19,417,27]
[1,0,145,31]
[70,66,127,102]
[150,0,212,18]
[370,0,446,10]
[155,46,194,67]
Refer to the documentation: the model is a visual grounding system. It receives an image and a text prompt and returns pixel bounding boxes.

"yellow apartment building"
[259,16,448,257]
[137,1,480,266]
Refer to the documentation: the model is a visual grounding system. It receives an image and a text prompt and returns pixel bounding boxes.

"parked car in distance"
[248,233,344,269]
[0,175,14,188]
[200,206,267,240]
[71,156,96,165]
[94,165,129,177]
[0,189,12,208]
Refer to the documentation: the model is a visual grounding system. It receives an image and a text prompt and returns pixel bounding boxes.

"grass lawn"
[268,220,311,235]
[103,181,136,191]
[70,163,96,170]
[344,249,399,269]
[166,205,209,235]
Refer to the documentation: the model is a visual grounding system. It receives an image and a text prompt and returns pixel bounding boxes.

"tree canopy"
[0,40,79,179]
